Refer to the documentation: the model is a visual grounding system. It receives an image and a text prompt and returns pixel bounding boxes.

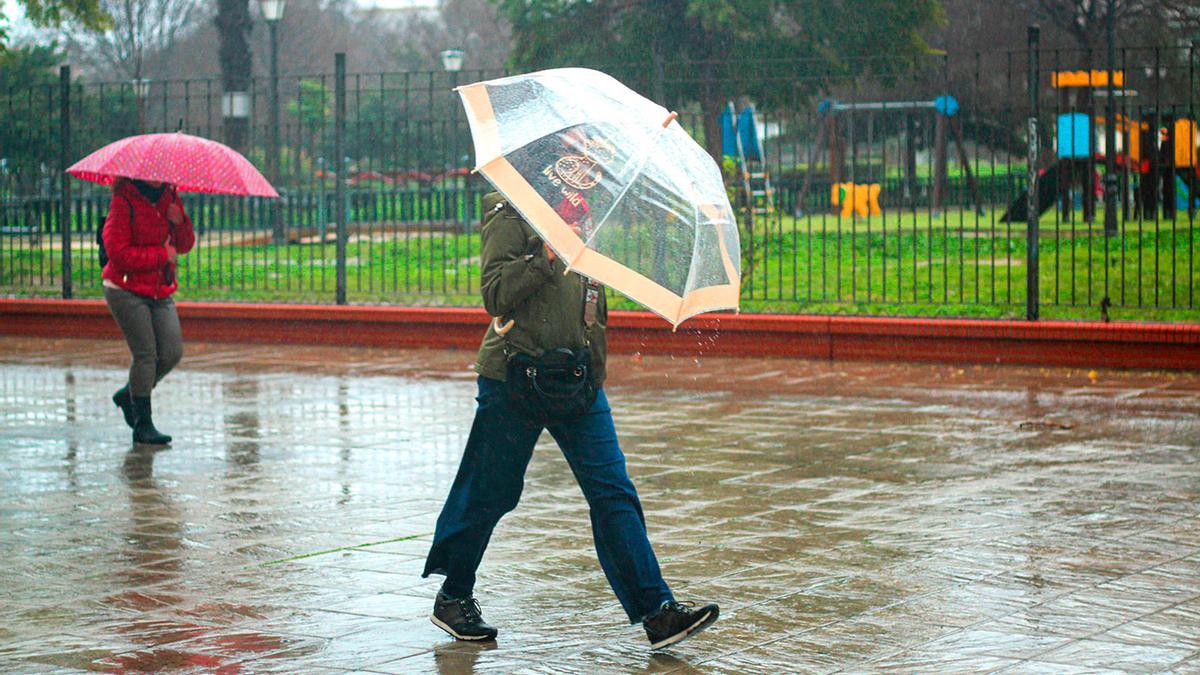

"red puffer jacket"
[101,180,196,299]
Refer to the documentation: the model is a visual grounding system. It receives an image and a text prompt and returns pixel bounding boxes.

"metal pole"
[1027,25,1041,320]
[59,65,73,299]
[829,100,938,112]
[269,19,283,244]
[334,53,347,305]
[136,86,145,133]
[1103,0,1119,236]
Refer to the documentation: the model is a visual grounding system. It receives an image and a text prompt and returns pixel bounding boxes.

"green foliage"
[495,0,945,158]
[1,0,111,48]
[0,41,59,89]
[0,43,139,194]
[287,80,331,132]
[0,44,63,193]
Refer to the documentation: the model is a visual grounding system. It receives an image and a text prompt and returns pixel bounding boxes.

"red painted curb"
[2,298,1197,370]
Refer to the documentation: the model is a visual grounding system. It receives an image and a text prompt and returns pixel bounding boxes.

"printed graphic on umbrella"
[457,68,741,328]
[66,132,278,197]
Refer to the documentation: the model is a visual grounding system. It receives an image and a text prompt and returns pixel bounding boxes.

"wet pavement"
[2,334,1199,674]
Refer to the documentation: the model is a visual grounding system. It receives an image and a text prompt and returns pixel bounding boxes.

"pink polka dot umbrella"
[66,132,279,197]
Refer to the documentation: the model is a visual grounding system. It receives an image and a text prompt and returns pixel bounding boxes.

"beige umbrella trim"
[460,81,740,327]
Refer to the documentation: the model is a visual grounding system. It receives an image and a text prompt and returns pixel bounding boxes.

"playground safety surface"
[2,335,1199,673]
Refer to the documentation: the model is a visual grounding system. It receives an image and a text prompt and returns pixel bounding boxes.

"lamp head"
[259,0,286,22]
[440,49,465,73]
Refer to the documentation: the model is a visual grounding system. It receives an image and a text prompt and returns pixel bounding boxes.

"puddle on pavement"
[1,336,1198,672]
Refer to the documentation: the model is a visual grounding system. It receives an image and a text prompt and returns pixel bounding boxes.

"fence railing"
[2,45,1198,321]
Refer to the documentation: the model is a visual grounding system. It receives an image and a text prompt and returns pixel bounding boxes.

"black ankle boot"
[112,385,135,429]
[131,396,172,445]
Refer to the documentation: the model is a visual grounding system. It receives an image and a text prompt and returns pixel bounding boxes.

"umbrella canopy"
[457,68,740,327]
[66,132,278,197]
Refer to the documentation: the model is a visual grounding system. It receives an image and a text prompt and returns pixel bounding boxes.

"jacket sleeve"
[170,192,196,254]
[103,195,168,272]
[479,211,554,318]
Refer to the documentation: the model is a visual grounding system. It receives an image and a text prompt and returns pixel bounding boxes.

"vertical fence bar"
[335,53,348,305]
[1153,47,1161,308]
[1185,39,1195,307]
[1026,26,1041,320]
[269,20,283,245]
[59,66,73,299]
[1103,0,1119,237]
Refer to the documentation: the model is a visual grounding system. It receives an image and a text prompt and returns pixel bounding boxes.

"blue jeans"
[423,376,674,623]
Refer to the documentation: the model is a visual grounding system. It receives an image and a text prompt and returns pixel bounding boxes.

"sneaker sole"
[430,614,497,641]
[649,607,719,650]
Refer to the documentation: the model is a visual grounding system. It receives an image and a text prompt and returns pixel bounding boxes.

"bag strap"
[582,278,601,327]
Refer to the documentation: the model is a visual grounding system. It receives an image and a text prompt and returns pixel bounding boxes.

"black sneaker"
[643,600,719,649]
[431,591,498,641]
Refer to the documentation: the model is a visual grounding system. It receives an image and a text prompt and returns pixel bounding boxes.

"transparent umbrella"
[457,68,740,328]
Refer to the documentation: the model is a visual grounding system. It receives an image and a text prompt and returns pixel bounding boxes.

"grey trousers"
[103,286,184,397]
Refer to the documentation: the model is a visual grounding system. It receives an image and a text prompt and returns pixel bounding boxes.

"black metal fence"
[2,42,1198,321]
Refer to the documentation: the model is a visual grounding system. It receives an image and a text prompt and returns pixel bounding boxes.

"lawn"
[3,210,1197,323]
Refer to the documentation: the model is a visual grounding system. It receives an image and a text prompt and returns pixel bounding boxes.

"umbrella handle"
[492,316,515,335]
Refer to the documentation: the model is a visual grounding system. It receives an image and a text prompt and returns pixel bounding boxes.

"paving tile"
[2,336,1199,673]
[1034,637,1195,673]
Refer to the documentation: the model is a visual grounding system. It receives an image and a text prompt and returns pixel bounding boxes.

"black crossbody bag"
[503,277,602,424]
[505,346,597,424]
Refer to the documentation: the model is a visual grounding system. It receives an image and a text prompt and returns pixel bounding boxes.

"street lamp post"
[440,49,465,225]
[260,0,286,244]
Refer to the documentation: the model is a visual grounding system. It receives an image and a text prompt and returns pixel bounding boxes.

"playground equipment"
[1012,70,1119,223]
[796,95,984,217]
[721,102,774,217]
[1000,69,1200,223]
[830,182,882,218]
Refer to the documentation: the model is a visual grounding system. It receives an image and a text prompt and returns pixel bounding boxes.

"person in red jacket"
[102,176,196,444]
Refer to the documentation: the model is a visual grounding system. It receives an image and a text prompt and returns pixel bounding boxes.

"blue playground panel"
[720,108,738,158]
[934,95,959,117]
[721,106,763,162]
[1176,175,1200,211]
[1058,113,1092,159]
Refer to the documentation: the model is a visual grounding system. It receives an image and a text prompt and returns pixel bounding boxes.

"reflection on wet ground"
[1,335,1198,673]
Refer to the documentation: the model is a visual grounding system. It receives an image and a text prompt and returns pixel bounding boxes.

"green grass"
[736,219,1198,322]
[3,212,1197,323]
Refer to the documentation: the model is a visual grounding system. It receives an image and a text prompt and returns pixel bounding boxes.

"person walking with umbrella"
[424,68,740,650]
[102,176,194,445]
[68,132,279,444]
[421,187,720,649]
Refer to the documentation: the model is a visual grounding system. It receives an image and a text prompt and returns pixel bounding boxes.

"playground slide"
[999,160,1066,222]
[1176,175,1200,211]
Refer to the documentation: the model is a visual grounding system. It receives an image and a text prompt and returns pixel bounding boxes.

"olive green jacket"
[474,191,608,385]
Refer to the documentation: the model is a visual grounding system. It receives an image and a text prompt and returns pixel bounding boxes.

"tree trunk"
[698,90,726,168]
[216,0,253,152]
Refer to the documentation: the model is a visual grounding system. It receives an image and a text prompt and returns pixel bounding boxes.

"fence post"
[334,53,347,306]
[1026,26,1040,321]
[1102,0,1118,236]
[59,65,73,300]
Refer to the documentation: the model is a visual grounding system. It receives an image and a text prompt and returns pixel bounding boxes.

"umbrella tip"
[662,111,678,128]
